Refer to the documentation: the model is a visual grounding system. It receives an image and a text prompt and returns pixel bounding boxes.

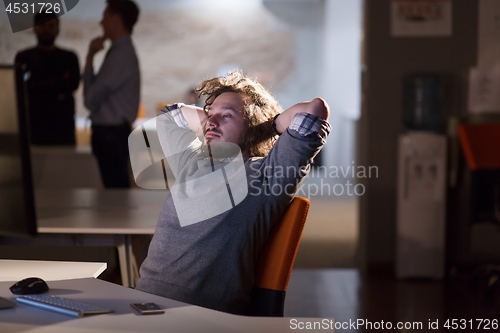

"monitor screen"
[0,64,37,238]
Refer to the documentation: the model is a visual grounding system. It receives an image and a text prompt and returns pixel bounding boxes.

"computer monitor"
[0,64,37,238]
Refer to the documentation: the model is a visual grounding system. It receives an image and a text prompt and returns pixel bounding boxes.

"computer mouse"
[10,277,49,295]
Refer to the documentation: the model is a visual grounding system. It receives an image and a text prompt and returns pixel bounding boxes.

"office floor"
[286,269,500,332]
[285,195,499,329]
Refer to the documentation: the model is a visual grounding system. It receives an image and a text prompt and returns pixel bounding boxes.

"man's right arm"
[178,104,206,139]
[84,37,105,72]
[83,37,107,111]
[129,103,204,188]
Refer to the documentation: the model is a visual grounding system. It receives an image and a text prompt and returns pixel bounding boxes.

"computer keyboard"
[16,295,114,318]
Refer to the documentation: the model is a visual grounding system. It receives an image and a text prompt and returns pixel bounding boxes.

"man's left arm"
[254,98,331,203]
[66,52,81,92]
[58,52,80,97]
[273,98,330,134]
[83,37,105,111]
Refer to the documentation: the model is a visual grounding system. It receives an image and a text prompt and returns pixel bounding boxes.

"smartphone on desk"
[130,302,164,315]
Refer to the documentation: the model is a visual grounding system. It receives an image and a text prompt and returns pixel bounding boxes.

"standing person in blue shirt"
[84,0,140,188]
[15,11,80,145]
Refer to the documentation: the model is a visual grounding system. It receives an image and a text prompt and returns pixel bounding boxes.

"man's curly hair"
[197,71,282,157]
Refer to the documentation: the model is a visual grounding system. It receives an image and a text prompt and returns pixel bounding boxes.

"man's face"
[205,92,247,148]
[34,19,58,46]
[100,6,118,39]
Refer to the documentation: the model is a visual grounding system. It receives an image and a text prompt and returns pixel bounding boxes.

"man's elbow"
[308,98,330,121]
[83,94,95,111]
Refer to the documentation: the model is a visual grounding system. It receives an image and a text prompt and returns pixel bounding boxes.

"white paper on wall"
[468,68,500,114]
[478,0,500,68]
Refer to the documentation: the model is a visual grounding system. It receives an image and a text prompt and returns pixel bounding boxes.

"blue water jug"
[403,74,444,132]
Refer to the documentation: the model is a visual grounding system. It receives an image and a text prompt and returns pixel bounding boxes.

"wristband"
[272,114,282,136]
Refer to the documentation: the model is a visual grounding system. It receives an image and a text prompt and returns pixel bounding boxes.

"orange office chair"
[247,196,310,316]
[457,123,500,298]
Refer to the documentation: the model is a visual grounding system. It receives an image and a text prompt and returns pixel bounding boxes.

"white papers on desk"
[468,68,500,114]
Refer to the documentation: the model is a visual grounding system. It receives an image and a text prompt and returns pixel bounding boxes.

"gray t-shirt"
[135,107,330,314]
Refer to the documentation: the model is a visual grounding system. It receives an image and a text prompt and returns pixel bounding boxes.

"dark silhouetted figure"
[15,11,80,145]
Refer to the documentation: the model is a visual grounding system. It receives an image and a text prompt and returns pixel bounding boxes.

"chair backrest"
[248,196,310,316]
[458,123,500,170]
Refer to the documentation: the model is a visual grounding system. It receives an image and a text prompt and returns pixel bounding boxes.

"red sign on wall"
[391,0,452,37]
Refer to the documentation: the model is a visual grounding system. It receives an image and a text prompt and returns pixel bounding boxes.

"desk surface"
[31,146,104,189]
[0,260,106,282]
[36,189,169,234]
[35,189,169,209]
[0,278,314,333]
[31,146,94,154]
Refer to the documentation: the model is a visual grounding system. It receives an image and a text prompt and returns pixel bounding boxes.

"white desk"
[37,189,169,287]
[4,189,169,288]
[0,277,312,333]
[0,260,106,282]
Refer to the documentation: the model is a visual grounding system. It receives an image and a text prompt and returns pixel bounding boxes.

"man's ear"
[113,12,125,30]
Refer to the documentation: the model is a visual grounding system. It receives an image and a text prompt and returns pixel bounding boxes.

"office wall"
[0,0,365,190]
[0,0,322,118]
[359,0,478,271]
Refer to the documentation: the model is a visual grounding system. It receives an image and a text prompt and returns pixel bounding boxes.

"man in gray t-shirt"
[133,71,331,314]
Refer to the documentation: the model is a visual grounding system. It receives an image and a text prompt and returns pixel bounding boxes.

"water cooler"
[396,74,447,279]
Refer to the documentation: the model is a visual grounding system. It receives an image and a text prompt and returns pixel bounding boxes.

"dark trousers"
[91,123,131,188]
